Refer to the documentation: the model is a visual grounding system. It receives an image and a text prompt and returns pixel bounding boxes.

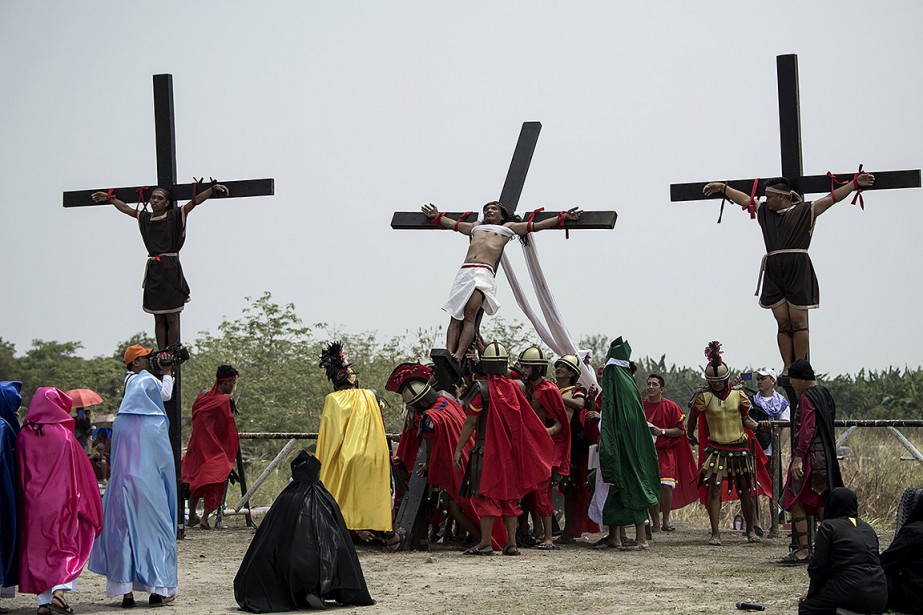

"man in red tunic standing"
[453,342,553,556]
[182,365,240,529]
[643,373,698,533]
[518,346,570,550]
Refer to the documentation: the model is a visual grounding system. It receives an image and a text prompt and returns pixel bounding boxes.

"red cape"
[528,379,571,476]
[423,397,469,501]
[643,398,699,510]
[395,411,423,472]
[17,388,102,594]
[478,376,553,501]
[697,416,773,505]
[181,384,239,493]
[425,396,505,549]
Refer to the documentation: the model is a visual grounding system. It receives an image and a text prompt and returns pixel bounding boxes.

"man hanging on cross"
[421,201,582,364]
[702,173,874,374]
[91,183,228,349]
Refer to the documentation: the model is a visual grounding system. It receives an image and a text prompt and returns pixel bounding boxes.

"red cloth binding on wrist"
[191,177,201,206]
[432,212,444,226]
[557,211,570,239]
[745,178,759,219]
[851,164,865,210]
[453,211,472,232]
[526,207,545,233]
[717,181,730,224]
[106,188,116,202]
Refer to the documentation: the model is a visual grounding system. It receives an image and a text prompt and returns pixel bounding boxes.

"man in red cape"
[182,365,240,529]
[454,342,553,556]
[643,373,699,533]
[386,363,490,547]
[17,387,102,614]
[517,346,570,550]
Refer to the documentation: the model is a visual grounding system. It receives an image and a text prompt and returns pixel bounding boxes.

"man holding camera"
[123,345,174,401]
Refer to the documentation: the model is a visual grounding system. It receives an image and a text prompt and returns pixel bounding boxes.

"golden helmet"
[555,354,581,376]
[518,346,549,366]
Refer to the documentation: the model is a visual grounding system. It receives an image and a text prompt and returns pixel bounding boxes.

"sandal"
[462,545,493,556]
[387,529,405,552]
[707,536,722,546]
[502,545,521,556]
[555,534,576,544]
[149,594,176,607]
[186,514,201,526]
[778,549,810,566]
[535,542,559,550]
[747,534,762,543]
[661,524,676,532]
[620,538,638,548]
[37,607,52,615]
[592,538,619,550]
[49,593,74,614]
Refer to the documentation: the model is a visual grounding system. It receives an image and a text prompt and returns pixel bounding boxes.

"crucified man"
[92,183,228,349]
[702,173,874,374]
[422,201,582,363]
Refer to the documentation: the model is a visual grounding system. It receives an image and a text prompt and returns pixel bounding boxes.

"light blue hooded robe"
[89,371,177,596]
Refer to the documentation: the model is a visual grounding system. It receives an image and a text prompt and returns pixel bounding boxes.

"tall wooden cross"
[669,54,920,362]
[670,54,921,545]
[63,74,274,536]
[391,122,617,387]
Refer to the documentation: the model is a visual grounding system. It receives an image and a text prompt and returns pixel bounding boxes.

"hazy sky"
[2,1,921,375]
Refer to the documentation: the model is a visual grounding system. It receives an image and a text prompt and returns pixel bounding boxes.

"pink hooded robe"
[16,387,102,594]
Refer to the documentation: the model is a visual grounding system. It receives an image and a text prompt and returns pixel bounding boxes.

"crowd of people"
[1,335,921,613]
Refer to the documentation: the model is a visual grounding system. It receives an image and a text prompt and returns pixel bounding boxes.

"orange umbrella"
[66,388,104,408]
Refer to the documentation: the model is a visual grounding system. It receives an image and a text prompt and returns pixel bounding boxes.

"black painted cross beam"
[670,54,920,203]
[390,122,618,230]
[63,74,274,538]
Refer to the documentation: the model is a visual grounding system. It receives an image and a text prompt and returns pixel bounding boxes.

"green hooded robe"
[592,337,661,526]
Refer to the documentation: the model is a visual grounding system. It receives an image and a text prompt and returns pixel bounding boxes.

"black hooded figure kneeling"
[234,451,375,612]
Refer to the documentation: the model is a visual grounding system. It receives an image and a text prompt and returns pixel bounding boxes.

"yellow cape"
[316,389,392,531]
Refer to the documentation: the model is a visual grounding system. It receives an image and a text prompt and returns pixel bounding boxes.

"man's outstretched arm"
[812,172,875,217]
[506,207,583,236]
[91,191,136,216]
[184,183,229,214]
[422,203,477,235]
[703,183,757,211]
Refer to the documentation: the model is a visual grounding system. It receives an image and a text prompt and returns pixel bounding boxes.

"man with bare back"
[421,201,582,364]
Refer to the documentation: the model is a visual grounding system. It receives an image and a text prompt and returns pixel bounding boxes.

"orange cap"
[124,344,152,365]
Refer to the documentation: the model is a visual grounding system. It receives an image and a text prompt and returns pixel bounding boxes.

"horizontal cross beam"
[670,169,920,202]
[390,210,617,230]
[63,178,274,208]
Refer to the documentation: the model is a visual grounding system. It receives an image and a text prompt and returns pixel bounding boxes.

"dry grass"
[235,427,923,531]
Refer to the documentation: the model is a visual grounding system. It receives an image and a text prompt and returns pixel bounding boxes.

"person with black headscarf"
[233,450,374,612]
[797,487,887,615]
[881,487,923,614]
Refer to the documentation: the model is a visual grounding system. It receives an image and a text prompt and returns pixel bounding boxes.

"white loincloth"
[442,263,500,321]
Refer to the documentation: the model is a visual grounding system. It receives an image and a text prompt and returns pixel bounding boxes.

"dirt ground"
[0,513,843,615]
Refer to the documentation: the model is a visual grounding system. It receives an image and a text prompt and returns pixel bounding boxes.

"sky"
[1,1,921,376]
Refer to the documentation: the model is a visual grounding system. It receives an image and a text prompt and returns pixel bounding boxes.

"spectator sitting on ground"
[797,487,887,615]
[880,488,923,614]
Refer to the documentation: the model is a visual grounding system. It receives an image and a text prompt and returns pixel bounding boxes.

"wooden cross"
[391,122,618,230]
[670,54,920,203]
[391,122,617,387]
[670,54,921,548]
[63,74,274,536]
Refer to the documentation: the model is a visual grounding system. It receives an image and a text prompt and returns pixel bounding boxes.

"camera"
[149,343,190,372]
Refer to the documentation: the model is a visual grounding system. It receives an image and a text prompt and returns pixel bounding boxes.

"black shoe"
[121,595,135,609]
